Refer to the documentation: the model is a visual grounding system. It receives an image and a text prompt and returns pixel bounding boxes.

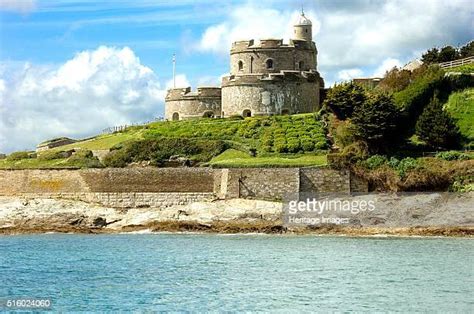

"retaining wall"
[0,167,367,206]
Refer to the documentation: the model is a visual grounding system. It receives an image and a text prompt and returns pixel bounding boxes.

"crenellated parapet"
[165,87,221,101]
[230,38,315,54]
[165,87,222,121]
[222,70,322,87]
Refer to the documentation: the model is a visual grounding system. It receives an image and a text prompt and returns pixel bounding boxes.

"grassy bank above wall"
[207,149,327,168]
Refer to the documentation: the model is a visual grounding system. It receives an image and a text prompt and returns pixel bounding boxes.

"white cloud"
[337,68,364,82]
[0,46,164,153]
[196,75,221,87]
[195,0,472,85]
[196,4,319,54]
[0,0,36,13]
[165,74,190,89]
[372,58,403,77]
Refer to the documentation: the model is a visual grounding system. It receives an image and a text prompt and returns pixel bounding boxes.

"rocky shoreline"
[1,193,473,236]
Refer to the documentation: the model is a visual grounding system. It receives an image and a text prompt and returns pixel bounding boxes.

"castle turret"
[293,10,312,42]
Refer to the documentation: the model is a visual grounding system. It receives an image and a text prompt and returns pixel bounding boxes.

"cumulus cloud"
[0,46,164,153]
[372,58,403,77]
[337,68,364,82]
[196,3,319,54]
[0,0,36,13]
[195,0,472,84]
[165,74,190,89]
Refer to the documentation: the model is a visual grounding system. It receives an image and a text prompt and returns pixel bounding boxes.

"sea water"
[0,234,472,312]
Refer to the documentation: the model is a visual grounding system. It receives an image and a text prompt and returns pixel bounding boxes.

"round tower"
[293,10,312,42]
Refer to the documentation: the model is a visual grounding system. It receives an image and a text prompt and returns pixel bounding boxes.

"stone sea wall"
[0,167,367,207]
[15,192,214,208]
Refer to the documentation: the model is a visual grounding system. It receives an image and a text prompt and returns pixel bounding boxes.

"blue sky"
[0,0,472,152]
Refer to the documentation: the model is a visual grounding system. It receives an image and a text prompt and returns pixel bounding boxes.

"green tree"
[438,45,458,62]
[378,67,412,92]
[415,96,460,149]
[323,82,366,120]
[351,93,400,153]
[421,48,439,64]
[459,41,474,58]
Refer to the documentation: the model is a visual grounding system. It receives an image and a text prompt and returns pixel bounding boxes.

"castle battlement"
[230,38,314,54]
[222,70,321,86]
[166,86,221,101]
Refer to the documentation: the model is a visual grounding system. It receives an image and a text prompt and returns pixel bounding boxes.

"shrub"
[329,117,356,148]
[352,92,401,153]
[38,150,68,160]
[6,151,30,161]
[377,67,413,93]
[286,138,301,153]
[363,155,388,169]
[72,149,94,158]
[416,96,460,149]
[273,138,287,153]
[67,150,103,168]
[102,149,130,167]
[323,82,366,120]
[436,151,471,161]
[103,138,227,167]
[314,140,328,150]
[387,157,400,168]
[300,136,315,151]
[327,141,368,169]
[394,157,419,177]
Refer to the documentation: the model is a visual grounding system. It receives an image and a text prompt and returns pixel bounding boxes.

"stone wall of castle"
[220,38,321,117]
[229,39,317,75]
[165,87,221,120]
[221,75,320,116]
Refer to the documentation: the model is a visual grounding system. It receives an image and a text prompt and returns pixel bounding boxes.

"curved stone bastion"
[165,87,222,120]
[221,70,322,117]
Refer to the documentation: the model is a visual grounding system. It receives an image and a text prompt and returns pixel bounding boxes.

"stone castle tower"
[165,11,324,120]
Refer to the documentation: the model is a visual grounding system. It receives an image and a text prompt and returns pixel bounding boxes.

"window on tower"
[238,60,243,71]
[266,59,274,69]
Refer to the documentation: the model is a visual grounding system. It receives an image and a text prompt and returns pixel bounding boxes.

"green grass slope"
[207,149,327,168]
[447,63,474,74]
[144,113,328,154]
[444,88,474,147]
[46,113,327,155]
[0,114,329,169]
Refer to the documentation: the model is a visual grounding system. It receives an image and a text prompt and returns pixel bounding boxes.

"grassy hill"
[0,114,329,169]
[444,88,474,147]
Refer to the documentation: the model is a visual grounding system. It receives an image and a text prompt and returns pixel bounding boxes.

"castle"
[165,11,324,120]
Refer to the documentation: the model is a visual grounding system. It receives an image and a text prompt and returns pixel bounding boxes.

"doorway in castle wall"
[203,111,214,118]
[172,112,179,121]
[242,109,252,117]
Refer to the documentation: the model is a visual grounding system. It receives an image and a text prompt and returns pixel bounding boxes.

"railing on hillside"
[102,117,164,134]
[438,56,474,69]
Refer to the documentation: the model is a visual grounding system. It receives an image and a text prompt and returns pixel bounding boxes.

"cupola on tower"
[293,10,312,42]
